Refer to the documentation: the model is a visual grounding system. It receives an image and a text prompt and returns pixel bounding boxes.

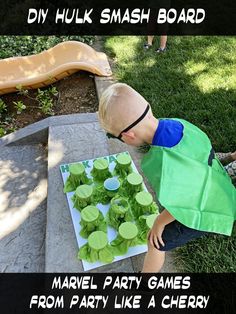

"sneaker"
[143,43,152,50]
[156,47,167,53]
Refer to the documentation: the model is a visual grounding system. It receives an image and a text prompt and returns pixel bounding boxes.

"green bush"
[0,35,94,59]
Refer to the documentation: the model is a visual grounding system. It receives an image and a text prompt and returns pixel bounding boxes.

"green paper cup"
[75,184,93,199]
[119,222,138,240]
[146,213,158,229]
[69,163,85,176]
[88,231,108,250]
[127,172,143,186]
[81,206,99,223]
[93,159,109,170]
[110,197,129,214]
[116,153,131,166]
[135,191,153,207]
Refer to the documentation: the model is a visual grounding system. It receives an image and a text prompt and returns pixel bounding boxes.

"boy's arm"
[148,209,175,249]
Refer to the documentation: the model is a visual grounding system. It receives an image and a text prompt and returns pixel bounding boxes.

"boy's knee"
[147,241,164,254]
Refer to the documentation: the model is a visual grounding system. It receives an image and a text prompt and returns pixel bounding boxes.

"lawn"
[104,36,236,272]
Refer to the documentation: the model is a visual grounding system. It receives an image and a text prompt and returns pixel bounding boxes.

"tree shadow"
[105,36,236,151]
[0,144,48,239]
[0,143,49,271]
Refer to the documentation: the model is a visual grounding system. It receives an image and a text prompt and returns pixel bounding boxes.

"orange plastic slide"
[0,41,112,95]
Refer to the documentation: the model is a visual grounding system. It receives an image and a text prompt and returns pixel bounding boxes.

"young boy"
[98,83,236,273]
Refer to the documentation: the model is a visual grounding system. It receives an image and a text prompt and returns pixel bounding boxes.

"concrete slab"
[0,144,47,272]
[49,112,98,126]
[0,113,98,147]
[45,122,134,272]
[0,118,49,147]
[0,200,46,272]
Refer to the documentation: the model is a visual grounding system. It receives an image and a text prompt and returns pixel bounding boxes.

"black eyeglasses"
[106,103,150,142]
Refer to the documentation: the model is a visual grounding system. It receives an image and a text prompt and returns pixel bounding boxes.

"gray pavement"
[0,144,47,272]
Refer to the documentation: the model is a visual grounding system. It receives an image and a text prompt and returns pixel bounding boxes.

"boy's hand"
[148,218,165,249]
[148,209,175,250]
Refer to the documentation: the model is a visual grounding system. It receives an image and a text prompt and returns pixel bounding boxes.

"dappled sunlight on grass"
[144,57,157,68]
[184,61,207,75]
[183,42,236,93]
[104,36,236,152]
[107,36,142,64]
[188,67,236,93]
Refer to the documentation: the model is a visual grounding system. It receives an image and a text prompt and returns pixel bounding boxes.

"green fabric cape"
[141,119,236,235]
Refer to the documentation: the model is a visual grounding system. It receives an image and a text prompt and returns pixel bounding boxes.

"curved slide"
[0,41,112,95]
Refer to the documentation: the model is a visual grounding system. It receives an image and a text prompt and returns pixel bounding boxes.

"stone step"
[0,144,47,272]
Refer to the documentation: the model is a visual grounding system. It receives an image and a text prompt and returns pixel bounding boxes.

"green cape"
[141,119,236,235]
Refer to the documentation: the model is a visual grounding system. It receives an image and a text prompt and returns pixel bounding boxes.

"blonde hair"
[98,83,148,135]
[98,83,125,133]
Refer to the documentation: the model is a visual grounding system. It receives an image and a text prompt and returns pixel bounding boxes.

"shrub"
[0,35,94,59]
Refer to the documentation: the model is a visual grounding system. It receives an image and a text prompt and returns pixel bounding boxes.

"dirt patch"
[1,71,98,130]
[56,71,98,114]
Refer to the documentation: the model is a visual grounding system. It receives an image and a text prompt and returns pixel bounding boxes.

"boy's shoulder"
[152,118,184,148]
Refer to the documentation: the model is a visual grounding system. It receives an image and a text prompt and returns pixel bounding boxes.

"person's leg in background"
[156,35,167,53]
[225,161,236,184]
[160,35,167,49]
[216,151,236,184]
[216,151,236,165]
[144,35,168,51]
[144,5,157,50]
[144,36,155,49]
[148,36,154,46]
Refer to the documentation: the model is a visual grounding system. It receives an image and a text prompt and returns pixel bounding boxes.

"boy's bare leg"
[142,245,165,273]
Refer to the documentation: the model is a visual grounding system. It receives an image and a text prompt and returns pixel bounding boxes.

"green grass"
[104,36,236,152]
[104,36,236,272]
[176,231,236,273]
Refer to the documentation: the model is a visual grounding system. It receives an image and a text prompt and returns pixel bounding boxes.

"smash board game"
[60,151,159,271]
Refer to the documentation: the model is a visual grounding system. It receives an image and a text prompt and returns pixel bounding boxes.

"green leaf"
[98,220,107,233]
[0,127,6,137]
[99,246,114,263]
[63,179,75,193]
[111,241,129,256]
[90,249,99,263]
[77,244,89,260]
